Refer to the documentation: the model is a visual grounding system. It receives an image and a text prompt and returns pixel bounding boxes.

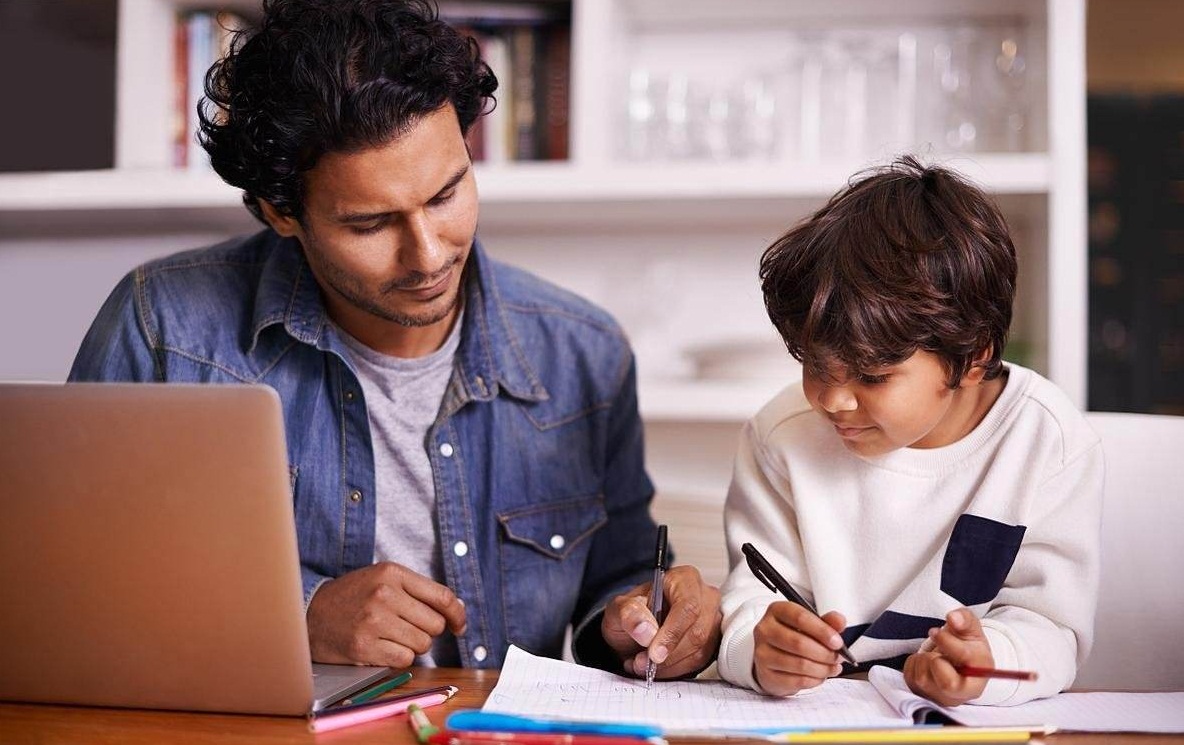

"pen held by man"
[599,529,724,684]
[644,525,669,689]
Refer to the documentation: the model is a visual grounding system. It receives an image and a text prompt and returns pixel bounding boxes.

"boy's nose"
[818,384,858,413]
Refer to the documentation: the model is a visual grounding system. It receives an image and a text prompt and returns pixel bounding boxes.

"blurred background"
[0,0,1180,584]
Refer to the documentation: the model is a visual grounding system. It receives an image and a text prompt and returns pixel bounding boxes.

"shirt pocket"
[940,513,1027,607]
[497,494,608,654]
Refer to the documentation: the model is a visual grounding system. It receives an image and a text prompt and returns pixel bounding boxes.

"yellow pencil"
[772,727,1032,743]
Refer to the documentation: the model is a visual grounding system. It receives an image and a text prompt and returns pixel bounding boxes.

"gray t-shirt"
[333,314,463,666]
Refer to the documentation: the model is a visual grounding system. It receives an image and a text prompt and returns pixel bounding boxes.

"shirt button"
[344,390,355,401]
[349,490,362,503]
[453,541,469,557]
[473,645,488,662]
[549,534,565,550]
[439,443,454,458]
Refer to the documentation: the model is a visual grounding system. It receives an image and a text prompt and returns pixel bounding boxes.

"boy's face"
[262,103,478,353]
[802,349,995,457]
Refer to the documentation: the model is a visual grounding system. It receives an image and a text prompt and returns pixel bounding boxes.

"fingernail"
[928,627,939,638]
[632,621,658,642]
[829,635,844,650]
[650,645,668,664]
[950,611,967,629]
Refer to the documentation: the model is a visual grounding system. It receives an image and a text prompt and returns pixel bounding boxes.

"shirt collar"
[250,231,548,403]
[455,240,549,403]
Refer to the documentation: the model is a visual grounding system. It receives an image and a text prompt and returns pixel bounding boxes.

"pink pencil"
[308,686,458,734]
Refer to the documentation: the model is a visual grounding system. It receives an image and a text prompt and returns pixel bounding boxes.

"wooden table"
[0,668,1179,745]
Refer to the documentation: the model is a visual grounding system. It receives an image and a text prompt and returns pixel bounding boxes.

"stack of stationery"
[307,674,457,734]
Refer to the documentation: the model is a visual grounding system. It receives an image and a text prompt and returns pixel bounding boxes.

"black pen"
[644,524,669,689]
[741,542,857,666]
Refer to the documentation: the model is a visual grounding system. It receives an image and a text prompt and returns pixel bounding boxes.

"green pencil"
[340,671,413,706]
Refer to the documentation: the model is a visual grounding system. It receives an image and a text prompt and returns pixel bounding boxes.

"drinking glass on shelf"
[664,72,695,160]
[933,25,980,152]
[625,68,663,160]
[732,73,779,161]
[987,22,1030,152]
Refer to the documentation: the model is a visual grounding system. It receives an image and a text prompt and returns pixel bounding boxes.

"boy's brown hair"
[760,156,1017,388]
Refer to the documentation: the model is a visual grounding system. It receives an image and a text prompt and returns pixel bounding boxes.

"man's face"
[802,350,977,457]
[269,104,478,339]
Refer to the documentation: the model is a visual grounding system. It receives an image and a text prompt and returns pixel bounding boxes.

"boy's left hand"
[903,608,993,707]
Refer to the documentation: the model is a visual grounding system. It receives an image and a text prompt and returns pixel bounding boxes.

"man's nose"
[399,210,447,275]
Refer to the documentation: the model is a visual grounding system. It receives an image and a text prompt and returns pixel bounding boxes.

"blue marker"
[445,711,663,739]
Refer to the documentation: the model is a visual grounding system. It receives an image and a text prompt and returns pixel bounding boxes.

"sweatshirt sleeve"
[969,440,1104,705]
[717,420,813,694]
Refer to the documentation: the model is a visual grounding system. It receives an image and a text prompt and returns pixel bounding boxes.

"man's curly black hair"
[198,0,498,224]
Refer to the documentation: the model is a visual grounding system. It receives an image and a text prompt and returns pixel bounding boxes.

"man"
[69,0,720,677]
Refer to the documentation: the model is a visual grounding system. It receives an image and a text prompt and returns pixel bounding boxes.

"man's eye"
[350,223,384,235]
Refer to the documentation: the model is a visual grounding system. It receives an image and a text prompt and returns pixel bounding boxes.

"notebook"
[483,644,1184,734]
[0,383,391,715]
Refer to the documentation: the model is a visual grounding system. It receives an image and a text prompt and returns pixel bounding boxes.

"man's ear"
[258,200,302,239]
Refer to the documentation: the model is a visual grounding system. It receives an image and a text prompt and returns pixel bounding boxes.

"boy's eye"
[429,190,456,206]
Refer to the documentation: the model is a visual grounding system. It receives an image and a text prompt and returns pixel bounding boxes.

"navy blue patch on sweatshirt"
[940,513,1027,606]
[863,610,945,640]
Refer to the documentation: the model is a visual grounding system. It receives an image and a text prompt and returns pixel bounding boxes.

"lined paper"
[486,646,1184,734]
[483,646,908,731]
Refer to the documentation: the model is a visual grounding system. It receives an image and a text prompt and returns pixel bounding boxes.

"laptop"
[0,383,391,715]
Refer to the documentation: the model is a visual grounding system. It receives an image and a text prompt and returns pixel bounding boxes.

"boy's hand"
[903,608,993,707]
[753,601,847,696]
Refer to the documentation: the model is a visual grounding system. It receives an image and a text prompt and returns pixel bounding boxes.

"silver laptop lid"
[0,383,329,715]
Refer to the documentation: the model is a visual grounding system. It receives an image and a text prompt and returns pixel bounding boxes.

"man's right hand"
[307,562,467,668]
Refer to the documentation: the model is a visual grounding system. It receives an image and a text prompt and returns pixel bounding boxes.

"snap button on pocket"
[440,443,454,458]
[549,534,565,550]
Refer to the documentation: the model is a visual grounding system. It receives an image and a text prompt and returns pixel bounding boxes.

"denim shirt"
[69,230,659,669]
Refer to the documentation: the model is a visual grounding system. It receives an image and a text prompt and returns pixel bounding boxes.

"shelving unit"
[0,0,1087,418]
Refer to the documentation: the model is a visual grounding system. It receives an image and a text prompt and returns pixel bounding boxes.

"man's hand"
[307,562,466,668]
[752,601,847,696]
[903,608,993,707]
[602,565,722,679]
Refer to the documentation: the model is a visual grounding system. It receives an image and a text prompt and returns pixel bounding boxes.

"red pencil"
[956,665,1038,681]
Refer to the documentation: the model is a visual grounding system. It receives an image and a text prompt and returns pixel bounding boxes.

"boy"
[717,157,1103,706]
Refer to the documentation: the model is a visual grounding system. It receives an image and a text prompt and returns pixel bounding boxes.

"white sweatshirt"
[718,364,1103,705]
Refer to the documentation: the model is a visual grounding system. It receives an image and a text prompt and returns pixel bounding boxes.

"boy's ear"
[958,346,995,388]
[259,200,302,239]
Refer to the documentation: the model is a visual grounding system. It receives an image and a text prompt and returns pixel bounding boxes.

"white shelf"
[0,153,1051,212]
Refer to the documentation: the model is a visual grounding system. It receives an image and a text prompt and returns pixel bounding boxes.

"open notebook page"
[483,645,910,731]
[869,666,1184,733]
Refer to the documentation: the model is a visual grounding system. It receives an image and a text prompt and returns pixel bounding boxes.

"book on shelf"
[441,2,570,163]
[174,9,248,170]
